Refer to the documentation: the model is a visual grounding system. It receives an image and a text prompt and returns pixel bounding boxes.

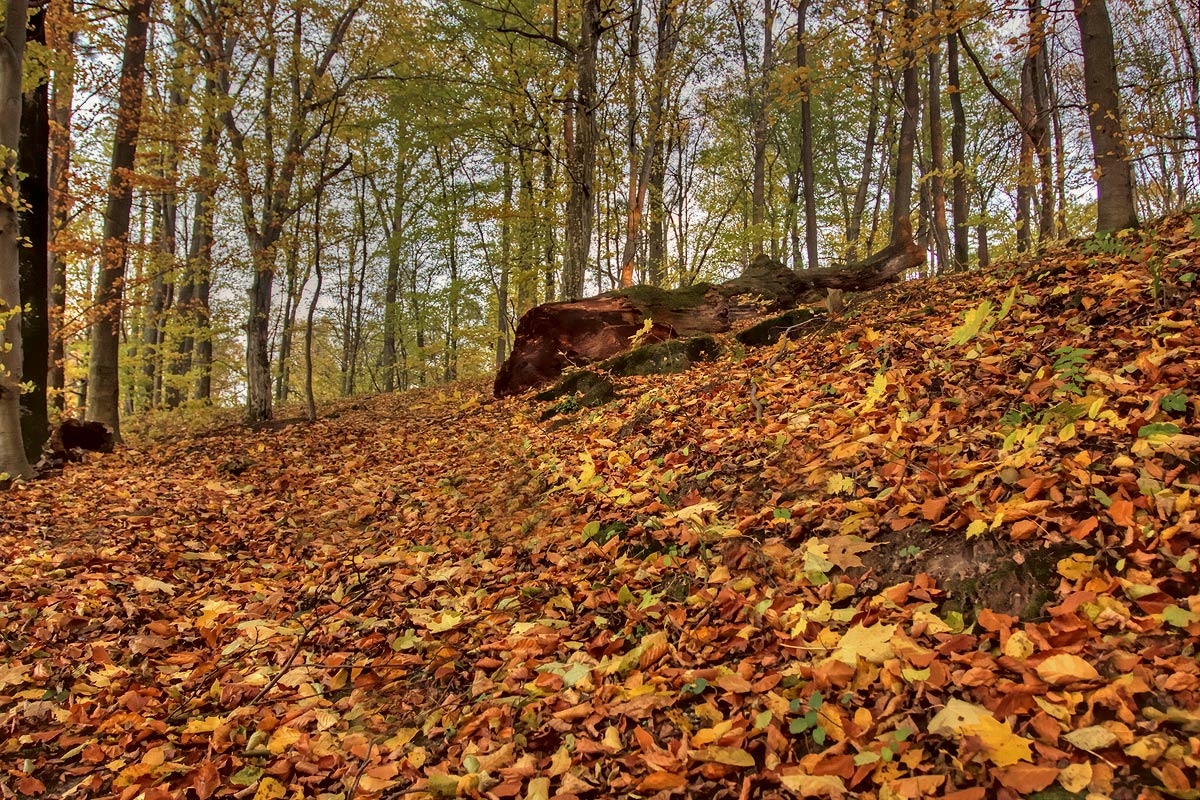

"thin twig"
[748,379,763,423]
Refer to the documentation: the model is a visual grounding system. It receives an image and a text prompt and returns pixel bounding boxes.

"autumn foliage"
[2,216,1198,799]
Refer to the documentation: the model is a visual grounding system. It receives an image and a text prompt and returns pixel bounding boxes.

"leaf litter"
[1,214,1199,799]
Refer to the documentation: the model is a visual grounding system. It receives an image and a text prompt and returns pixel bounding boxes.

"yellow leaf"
[828,622,895,666]
[778,770,846,798]
[183,715,227,735]
[427,611,464,633]
[132,576,176,595]
[1002,630,1035,660]
[1057,762,1092,793]
[965,519,988,539]
[1124,733,1171,762]
[927,698,990,737]
[1056,554,1095,580]
[971,715,1033,767]
[1036,653,1100,685]
[357,775,395,792]
[548,744,571,777]
[525,776,550,800]
[267,726,302,755]
[253,777,287,800]
[692,746,756,767]
[1063,725,1117,751]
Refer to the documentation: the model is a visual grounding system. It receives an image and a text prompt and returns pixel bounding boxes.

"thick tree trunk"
[1,0,33,480]
[18,4,49,463]
[1073,0,1138,232]
[86,0,152,440]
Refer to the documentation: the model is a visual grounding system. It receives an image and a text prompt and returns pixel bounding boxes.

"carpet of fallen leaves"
[2,215,1199,800]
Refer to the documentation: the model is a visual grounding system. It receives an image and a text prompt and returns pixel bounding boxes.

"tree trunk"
[797,0,818,271]
[750,0,775,253]
[562,0,601,299]
[18,3,49,462]
[304,184,324,422]
[1028,0,1055,244]
[946,25,969,271]
[927,43,950,271]
[497,154,512,369]
[891,0,920,248]
[847,15,884,261]
[167,75,218,408]
[46,0,73,412]
[86,0,152,440]
[1,0,33,480]
[1073,0,1138,233]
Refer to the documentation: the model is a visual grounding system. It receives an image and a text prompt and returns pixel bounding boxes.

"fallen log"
[494,238,923,397]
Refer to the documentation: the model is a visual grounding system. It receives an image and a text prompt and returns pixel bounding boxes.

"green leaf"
[1162,605,1200,627]
[948,300,994,345]
[231,766,264,786]
[682,677,709,696]
[1161,391,1188,413]
[581,521,600,541]
[1138,422,1181,438]
[617,584,634,605]
[773,507,792,520]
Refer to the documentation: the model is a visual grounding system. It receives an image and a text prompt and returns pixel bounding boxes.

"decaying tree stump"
[40,419,115,468]
[495,241,923,397]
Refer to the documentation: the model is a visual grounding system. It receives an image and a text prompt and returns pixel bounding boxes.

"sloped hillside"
[2,216,1198,800]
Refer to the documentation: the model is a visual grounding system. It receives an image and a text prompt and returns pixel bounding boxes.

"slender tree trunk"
[1016,58,1034,253]
[86,0,152,440]
[796,0,817,270]
[496,153,512,369]
[168,76,218,408]
[1166,0,1199,190]
[46,0,73,412]
[563,0,601,299]
[947,25,969,270]
[381,155,407,391]
[1028,0,1055,243]
[927,43,950,271]
[1043,40,1069,238]
[18,4,49,462]
[750,0,775,253]
[891,0,920,246]
[304,188,324,422]
[1,0,33,479]
[1073,0,1138,232]
[847,19,884,260]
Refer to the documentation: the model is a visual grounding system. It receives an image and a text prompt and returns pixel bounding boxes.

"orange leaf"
[193,762,220,800]
[992,763,1058,792]
[638,772,687,791]
[1108,499,1135,527]
[1067,516,1099,540]
[920,496,948,522]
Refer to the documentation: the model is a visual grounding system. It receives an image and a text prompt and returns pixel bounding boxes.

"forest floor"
[3,216,1200,800]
